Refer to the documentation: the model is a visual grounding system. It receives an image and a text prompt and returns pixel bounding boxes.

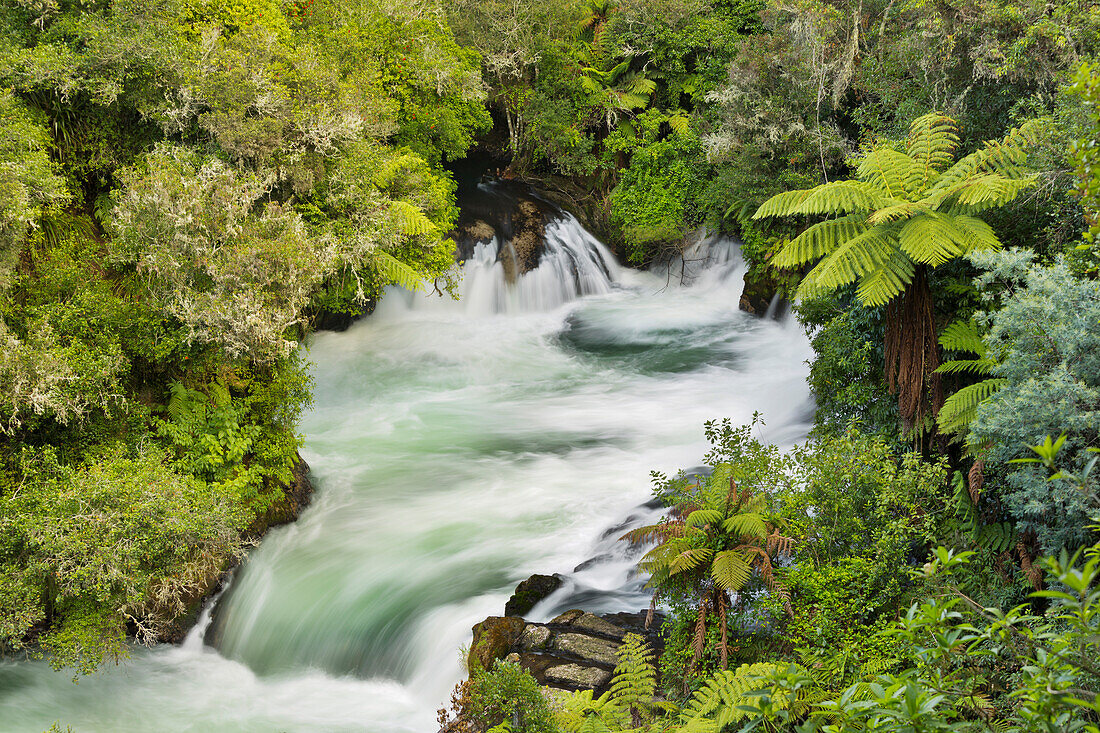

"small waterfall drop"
[379,213,619,317]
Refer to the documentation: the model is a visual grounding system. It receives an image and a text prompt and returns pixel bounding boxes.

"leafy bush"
[968,251,1100,554]
[0,448,244,674]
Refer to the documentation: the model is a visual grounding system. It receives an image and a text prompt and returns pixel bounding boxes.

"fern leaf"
[771,215,867,268]
[905,112,959,191]
[936,378,1007,435]
[711,550,753,592]
[798,225,899,300]
[856,148,919,199]
[854,244,915,306]
[951,214,1002,255]
[938,319,987,356]
[686,509,723,528]
[752,189,814,218]
[610,634,657,709]
[721,513,767,539]
[935,358,997,375]
[668,114,690,136]
[370,249,424,292]
[668,547,713,574]
[627,75,656,97]
[388,200,438,238]
[897,212,969,267]
[792,180,891,216]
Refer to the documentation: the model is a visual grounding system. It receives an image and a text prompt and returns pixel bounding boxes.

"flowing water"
[0,206,814,732]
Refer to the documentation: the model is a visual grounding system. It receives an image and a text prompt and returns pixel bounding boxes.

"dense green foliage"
[443,0,1100,726]
[0,0,486,672]
[1,0,1098,723]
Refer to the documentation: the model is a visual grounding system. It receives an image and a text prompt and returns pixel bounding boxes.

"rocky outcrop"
[473,607,664,694]
[451,180,555,282]
[469,616,527,671]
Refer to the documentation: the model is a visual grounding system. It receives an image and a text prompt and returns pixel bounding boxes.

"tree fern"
[753,112,1036,430]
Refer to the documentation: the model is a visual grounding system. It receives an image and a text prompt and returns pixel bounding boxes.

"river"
[0,204,813,732]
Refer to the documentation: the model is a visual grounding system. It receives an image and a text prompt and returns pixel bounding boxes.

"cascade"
[0,203,813,733]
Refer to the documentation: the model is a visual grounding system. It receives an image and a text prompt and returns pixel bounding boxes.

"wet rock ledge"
[467,574,664,695]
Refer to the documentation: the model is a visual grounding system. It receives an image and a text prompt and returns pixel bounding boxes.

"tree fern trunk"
[884,265,942,433]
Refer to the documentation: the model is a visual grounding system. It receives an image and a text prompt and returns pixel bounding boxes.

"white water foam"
[0,213,813,732]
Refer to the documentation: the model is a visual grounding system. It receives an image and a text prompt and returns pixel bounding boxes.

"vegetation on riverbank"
[433,0,1100,730]
[0,0,485,671]
[0,6,1097,731]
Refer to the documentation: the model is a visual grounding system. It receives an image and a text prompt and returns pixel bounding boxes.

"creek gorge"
[0,180,814,732]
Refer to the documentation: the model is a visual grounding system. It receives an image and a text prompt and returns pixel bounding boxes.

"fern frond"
[938,319,987,356]
[370,249,425,292]
[680,663,803,729]
[771,215,867,268]
[610,634,657,710]
[388,200,438,238]
[854,244,915,306]
[897,212,968,267]
[936,378,1007,435]
[668,114,690,135]
[856,148,919,199]
[721,513,767,539]
[951,215,1001,254]
[627,75,656,98]
[792,180,891,216]
[686,509,723,528]
[867,200,929,226]
[935,358,997,375]
[752,189,813,218]
[668,547,714,574]
[711,550,753,592]
[798,226,899,300]
[905,112,959,190]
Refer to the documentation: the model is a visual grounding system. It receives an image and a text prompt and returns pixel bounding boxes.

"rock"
[505,574,563,617]
[572,613,626,640]
[572,554,613,573]
[544,663,612,689]
[468,616,526,671]
[519,624,552,651]
[550,609,584,625]
[739,271,788,319]
[552,633,621,667]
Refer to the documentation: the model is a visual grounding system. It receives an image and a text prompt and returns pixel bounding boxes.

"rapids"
[0,209,813,732]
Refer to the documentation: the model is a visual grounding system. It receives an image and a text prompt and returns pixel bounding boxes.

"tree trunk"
[884,265,943,434]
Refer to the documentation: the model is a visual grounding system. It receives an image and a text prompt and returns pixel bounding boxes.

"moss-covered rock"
[468,616,526,672]
[504,574,563,617]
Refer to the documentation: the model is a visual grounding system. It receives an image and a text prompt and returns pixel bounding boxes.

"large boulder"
[504,574,563,617]
[468,616,526,672]
[552,633,621,667]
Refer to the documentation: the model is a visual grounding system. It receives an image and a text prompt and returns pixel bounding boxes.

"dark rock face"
[739,271,788,319]
[504,574,564,617]
[451,180,555,282]
[309,299,377,333]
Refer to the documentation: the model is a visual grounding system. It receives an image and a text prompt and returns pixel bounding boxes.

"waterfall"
[378,214,619,317]
[0,209,814,733]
